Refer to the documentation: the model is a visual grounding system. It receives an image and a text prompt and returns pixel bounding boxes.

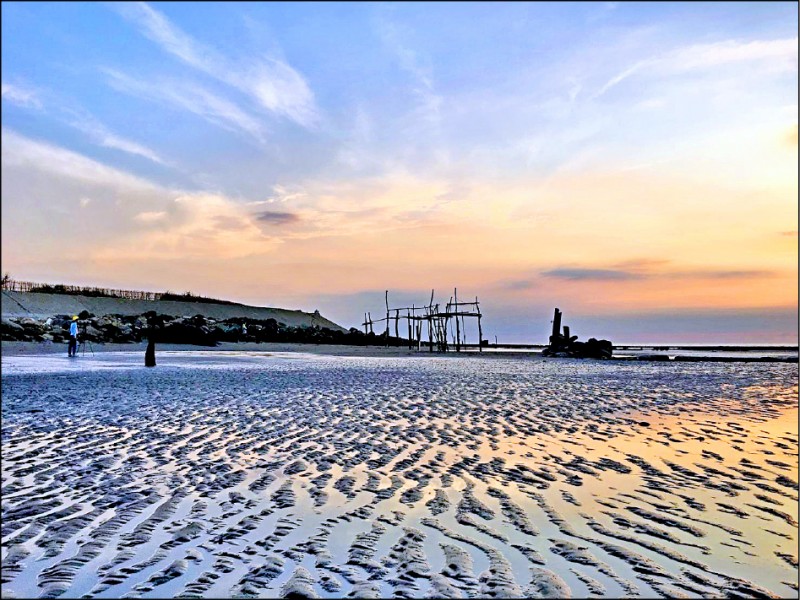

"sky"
[1,2,797,344]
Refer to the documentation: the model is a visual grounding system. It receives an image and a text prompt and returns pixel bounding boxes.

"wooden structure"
[362,289,484,353]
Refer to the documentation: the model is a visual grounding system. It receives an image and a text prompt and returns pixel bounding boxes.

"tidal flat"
[1,351,797,598]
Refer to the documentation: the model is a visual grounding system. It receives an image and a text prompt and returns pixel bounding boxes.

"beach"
[1,348,797,598]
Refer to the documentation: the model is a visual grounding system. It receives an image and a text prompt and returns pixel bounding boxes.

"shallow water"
[2,352,797,598]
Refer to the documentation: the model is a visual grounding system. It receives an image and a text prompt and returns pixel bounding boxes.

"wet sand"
[1,351,797,598]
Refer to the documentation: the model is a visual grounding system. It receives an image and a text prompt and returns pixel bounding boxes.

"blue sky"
[2,2,797,342]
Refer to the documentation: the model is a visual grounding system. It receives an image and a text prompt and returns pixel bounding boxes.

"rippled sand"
[1,351,797,598]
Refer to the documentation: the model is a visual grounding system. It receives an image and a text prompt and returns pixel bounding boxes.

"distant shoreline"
[2,340,797,363]
[479,343,798,351]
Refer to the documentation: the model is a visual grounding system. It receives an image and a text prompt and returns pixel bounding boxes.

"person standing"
[68,316,79,357]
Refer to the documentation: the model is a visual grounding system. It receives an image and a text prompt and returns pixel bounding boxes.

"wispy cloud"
[1,127,159,192]
[1,82,43,109]
[2,81,166,165]
[594,36,798,98]
[376,14,443,127]
[113,2,319,128]
[668,37,798,72]
[103,68,268,144]
[67,111,166,165]
[591,60,652,99]
[114,1,212,70]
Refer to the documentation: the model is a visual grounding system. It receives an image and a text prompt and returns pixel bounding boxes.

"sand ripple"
[1,354,797,597]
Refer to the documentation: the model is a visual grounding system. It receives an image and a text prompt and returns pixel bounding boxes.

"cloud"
[114,1,211,70]
[113,2,319,128]
[375,14,443,127]
[267,184,307,204]
[542,268,643,281]
[134,210,168,223]
[539,263,775,283]
[1,128,160,192]
[592,60,652,99]
[1,82,42,109]
[786,124,798,147]
[594,36,798,98]
[2,80,167,164]
[674,269,774,280]
[103,68,268,144]
[1,129,275,265]
[254,210,301,225]
[504,279,538,291]
[668,37,798,72]
[67,112,166,165]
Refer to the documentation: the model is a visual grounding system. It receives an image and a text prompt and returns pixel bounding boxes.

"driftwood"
[542,308,613,359]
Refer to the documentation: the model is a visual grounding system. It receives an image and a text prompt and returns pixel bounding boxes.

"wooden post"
[385,290,390,347]
[477,300,483,353]
[364,313,368,334]
[428,290,434,352]
[407,309,412,349]
[395,309,400,339]
[454,288,460,352]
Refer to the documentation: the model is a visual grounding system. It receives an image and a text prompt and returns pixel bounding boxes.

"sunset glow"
[2,2,797,342]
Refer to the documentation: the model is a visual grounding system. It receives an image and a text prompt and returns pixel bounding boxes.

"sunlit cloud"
[96,193,277,261]
[1,130,273,267]
[133,210,168,223]
[785,124,798,147]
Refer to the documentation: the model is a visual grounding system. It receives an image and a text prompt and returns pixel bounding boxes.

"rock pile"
[1,312,407,347]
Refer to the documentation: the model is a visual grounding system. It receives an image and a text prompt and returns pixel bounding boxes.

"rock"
[2,319,24,333]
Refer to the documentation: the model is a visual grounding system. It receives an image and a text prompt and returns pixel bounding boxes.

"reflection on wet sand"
[1,354,797,598]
